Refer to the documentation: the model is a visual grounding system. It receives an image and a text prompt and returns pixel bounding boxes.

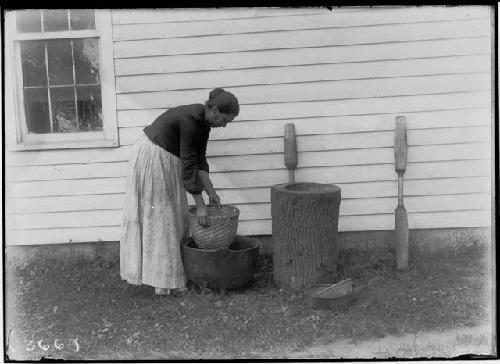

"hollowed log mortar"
[271,182,341,290]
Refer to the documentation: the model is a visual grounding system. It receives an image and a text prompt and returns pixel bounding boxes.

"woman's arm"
[179,119,209,225]
[198,170,220,204]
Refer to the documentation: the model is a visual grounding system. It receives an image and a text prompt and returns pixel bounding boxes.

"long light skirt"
[120,133,189,289]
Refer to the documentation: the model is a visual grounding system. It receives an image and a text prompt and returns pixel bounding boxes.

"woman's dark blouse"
[143,104,210,195]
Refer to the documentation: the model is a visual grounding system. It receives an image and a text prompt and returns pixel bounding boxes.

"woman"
[120,88,239,295]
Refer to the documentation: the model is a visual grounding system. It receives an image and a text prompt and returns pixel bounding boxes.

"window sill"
[8,139,119,151]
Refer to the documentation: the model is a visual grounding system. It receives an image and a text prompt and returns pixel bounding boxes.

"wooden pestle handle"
[394,116,408,174]
[394,115,409,270]
[284,123,298,183]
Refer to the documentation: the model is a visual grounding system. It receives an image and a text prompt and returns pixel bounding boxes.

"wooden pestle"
[394,116,409,270]
[284,123,298,184]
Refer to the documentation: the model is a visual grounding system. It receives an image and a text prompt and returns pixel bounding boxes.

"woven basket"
[188,204,240,250]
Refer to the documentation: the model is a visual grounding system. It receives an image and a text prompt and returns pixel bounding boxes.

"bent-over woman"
[120,88,240,295]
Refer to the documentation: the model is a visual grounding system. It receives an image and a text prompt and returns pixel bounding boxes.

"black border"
[2,3,499,363]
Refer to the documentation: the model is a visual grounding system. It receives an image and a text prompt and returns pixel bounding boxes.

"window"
[5,9,118,150]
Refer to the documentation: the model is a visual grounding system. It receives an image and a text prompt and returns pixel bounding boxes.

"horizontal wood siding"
[5,6,493,245]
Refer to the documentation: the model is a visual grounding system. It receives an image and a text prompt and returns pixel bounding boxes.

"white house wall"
[5,6,493,245]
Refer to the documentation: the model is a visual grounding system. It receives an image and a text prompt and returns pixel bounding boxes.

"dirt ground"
[4,242,495,361]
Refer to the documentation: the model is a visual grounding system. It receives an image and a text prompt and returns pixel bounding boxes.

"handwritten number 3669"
[25,339,79,352]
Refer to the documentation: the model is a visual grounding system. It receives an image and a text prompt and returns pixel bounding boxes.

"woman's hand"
[193,192,209,227]
[208,192,221,205]
[196,205,209,227]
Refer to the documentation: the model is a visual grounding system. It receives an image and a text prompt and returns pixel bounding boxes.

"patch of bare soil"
[4,244,493,360]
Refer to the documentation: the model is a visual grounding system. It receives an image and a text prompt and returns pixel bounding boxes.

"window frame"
[6,10,119,151]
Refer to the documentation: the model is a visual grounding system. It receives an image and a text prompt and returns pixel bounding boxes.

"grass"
[4,243,494,360]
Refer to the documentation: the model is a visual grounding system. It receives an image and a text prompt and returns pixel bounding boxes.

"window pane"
[47,39,73,85]
[51,87,78,132]
[77,86,102,131]
[70,10,95,30]
[24,88,51,133]
[17,10,42,33]
[43,10,69,32]
[74,38,100,84]
[20,41,47,87]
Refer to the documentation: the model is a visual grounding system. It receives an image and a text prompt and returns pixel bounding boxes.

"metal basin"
[181,235,260,290]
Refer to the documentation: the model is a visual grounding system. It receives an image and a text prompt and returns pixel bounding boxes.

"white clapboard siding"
[237,208,492,235]
[5,226,122,246]
[115,37,490,76]
[8,178,127,198]
[215,160,489,189]
[6,181,492,215]
[5,8,493,245]
[117,91,491,125]
[113,7,488,41]
[257,209,492,234]
[6,146,134,167]
[7,162,128,182]
[408,127,491,145]
[404,160,490,179]
[116,54,491,93]
[118,107,491,134]
[6,210,122,231]
[116,73,491,110]
[233,193,491,219]
[186,160,491,189]
[7,208,492,245]
[7,174,492,216]
[6,138,491,181]
[119,125,492,153]
[5,108,492,168]
[212,177,492,202]
[7,144,491,181]
[240,209,493,233]
[208,143,491,172]
[6,194,125,215]
[207,109,494,140]
[118,119,492,149]
[323,176,490,198]
[341,194,492,215]
[243,92,491,121]
[209,143,489,172]
[111,8,331,25]
[6,192,491,231]
[6,208,491,245]
[194,193,492,220]
[8,174,491,200]
[1,206,250,230]
[210,130,491,155]
[406,143,491,162]
[9,138,491,183]
[113,18,489,58]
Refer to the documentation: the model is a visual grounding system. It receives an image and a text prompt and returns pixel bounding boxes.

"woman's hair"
[205,88,239,116]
